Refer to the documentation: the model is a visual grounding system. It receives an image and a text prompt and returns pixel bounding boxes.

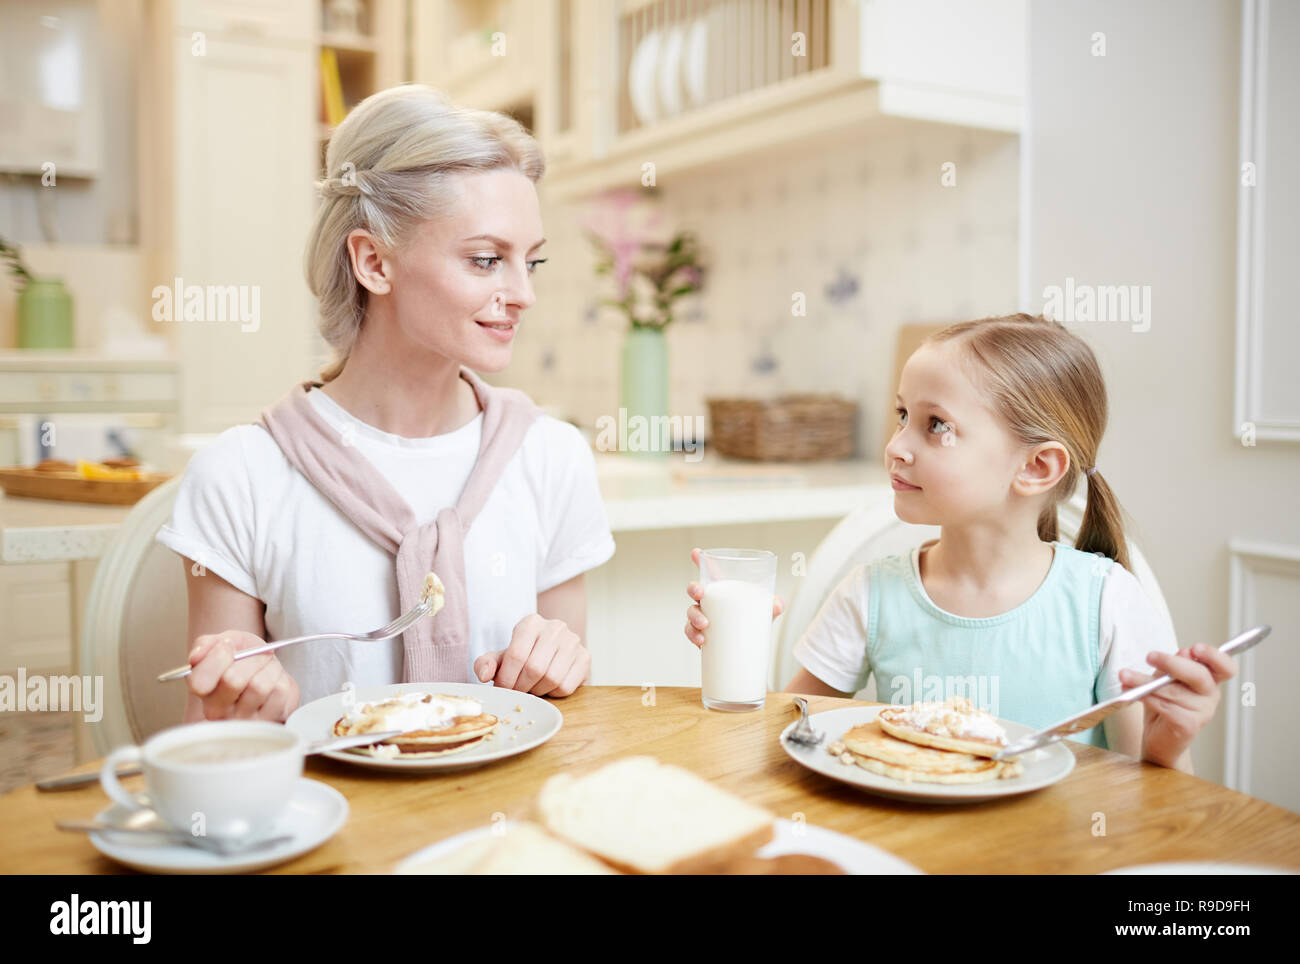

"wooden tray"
[0,467,174,505]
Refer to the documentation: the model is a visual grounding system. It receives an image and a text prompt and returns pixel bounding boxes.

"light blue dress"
[866,540,1115,747]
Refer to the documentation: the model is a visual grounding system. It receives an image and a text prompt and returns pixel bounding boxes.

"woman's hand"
[185,631,300,723]
[475,614,590,697]
[1119,643,1237,770]
[684,547,784,649]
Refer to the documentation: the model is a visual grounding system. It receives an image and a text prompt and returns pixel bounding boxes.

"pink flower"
[583,189,668,298]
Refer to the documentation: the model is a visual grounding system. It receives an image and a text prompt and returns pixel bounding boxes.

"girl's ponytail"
[1073,470,1131,572]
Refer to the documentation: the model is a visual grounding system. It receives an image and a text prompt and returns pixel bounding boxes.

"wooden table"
[4,686,1299,874]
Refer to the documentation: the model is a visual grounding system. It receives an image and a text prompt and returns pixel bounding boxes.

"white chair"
[771,488,1175,698]
[80,475,189,754]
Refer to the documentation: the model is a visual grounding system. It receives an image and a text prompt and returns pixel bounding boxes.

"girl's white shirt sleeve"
[791,563,873,694]
[1095,562,1180,701]
[791,559,1181,698]
[529,418,616,592]
[155,427,260,598]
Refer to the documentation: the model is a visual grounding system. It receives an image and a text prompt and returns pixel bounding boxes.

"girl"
[159,85,615,723]
[685,314,1234,773]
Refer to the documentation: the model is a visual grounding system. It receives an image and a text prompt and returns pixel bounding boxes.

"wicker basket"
[706,395,858,461]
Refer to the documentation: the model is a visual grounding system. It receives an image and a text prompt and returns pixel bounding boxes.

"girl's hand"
[186,631,300,723]
[684,547,785,649]
[1118,643,1237,769]
[475,614,589,697]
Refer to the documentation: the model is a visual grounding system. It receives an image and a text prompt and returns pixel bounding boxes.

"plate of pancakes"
[285,682,562,772]
[780,698,1075,803]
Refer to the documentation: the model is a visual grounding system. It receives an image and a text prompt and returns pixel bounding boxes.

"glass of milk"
[698,548,777,712]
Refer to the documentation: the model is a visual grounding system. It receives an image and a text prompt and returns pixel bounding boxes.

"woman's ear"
[346,228,392,296]
[1013,441,1070,496]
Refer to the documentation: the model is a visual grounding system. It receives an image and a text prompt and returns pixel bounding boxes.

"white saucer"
[781,705,1076,804]
[394,818,922,875]
[286,682,563,773]
[87,778,347,874]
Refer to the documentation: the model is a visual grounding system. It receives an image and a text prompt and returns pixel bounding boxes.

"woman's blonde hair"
[305,84,545,382]
[924,313,1132,571]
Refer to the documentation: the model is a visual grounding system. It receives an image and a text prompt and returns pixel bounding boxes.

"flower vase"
[620,326,669,457]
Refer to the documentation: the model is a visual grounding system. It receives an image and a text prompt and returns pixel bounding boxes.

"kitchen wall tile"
[515,124,1018,450]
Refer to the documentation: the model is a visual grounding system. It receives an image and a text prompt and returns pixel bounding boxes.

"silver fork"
[156,596,437,682]
[785,696,824,748]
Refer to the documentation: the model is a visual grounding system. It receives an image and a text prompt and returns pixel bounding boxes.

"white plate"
[683,18,709,107]
[780,705,1076,804]
[285,682,563,773]
[1102,862,1293,875]
[628,28,662,126]
[87,778,347,874]
[393,818,922,875]
[657,24,686,117]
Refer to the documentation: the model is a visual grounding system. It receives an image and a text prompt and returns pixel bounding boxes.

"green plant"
[0,237,34,289]
[589,229,705,331]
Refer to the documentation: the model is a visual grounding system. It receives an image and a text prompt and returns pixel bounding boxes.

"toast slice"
[537,756,775,874]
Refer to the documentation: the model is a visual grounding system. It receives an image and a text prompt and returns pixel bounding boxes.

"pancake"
[833,719,1023,785]
[843,721,995,773]
[877,696,1011,758]
[332,691,498,758]
[849,751,1019,784]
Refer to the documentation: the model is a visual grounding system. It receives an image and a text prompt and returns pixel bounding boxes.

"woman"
[156,85,615,723]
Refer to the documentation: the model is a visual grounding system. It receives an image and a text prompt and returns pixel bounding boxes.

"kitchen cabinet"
[141,0,406,435]
[415,0,1024,200]
[169,28,317,433]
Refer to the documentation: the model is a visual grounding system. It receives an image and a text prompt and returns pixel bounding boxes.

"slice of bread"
[398,821,618,875]
[537,756,775,874]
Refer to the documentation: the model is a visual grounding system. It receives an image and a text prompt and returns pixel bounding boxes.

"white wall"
[1026,0,1298,789]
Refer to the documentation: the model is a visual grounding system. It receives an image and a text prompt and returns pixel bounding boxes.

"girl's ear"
[1013,441,1070,495]
[347,229,392,296]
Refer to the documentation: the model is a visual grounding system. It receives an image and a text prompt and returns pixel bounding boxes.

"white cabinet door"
[171,33,317,434]
[172,0,315,45]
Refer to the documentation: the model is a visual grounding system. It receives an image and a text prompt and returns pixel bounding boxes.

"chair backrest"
[771,487,1173,699]
[81,475,189,754]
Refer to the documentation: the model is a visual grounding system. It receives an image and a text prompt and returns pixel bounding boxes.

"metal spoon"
[57,810,294,857]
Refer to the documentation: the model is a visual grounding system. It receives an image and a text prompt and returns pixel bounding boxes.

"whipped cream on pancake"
[887,696,1007,745]
[341,692,481,734]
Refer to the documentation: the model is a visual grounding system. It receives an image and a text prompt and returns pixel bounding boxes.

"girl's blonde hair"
[925,313,1132,571]
[305,84,545,382]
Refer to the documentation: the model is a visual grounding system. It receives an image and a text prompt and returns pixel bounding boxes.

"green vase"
[620,325,669,457]
[17,278,74,349]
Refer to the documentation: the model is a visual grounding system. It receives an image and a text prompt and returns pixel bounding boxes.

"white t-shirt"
[792,542,1179,701]
[156,385,616,705]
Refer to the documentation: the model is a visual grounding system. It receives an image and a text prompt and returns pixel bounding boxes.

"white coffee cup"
[99,720,305,840]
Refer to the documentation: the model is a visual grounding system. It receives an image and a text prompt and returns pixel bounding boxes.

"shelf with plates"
[547,0,1023,200]
[416,0,1023,198]
[543,0,1019,198]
